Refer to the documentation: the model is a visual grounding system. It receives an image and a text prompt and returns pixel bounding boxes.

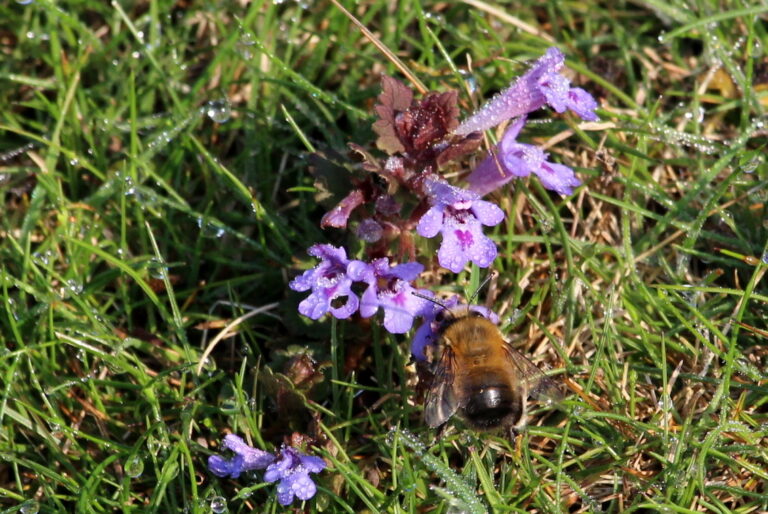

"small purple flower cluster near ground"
[290,47,599,357]
[290,244,432,333]
[208,434,326,506]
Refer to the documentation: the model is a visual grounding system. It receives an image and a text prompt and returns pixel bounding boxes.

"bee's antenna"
[411,291,449,311]
[468,270,498,305]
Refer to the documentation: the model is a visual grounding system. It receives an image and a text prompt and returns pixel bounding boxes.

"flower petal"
[416,205,444,238]
[466,154,514,196]
[533,161,581,195]
[346,260,372,282]
[275,478,296,505]
[327,288,359,319]
[437,227,471,273]
[208,455,236,478]
[411,321,436,361]
[358,284,379,318]
[307,244,347,263]
[455,48,564,135]
[389,261,424,281]
[471,200,504,227]
[466,226,498,268]
[566,87,599,121]
[297,290,331,320]
[299,455,327,474]
[291,473,319,501]
[538,72,570,113]
[320,189,364,229]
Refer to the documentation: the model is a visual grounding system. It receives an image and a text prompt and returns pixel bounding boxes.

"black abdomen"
[462,382,522,430]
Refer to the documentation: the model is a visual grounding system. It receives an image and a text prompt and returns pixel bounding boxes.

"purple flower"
[356,218,384,243]
[467,116,581,196]
[263,446,326,506]
[289,244,359,320]
[455,47,598,136]
[347,258,427,333]
[412,296,500,360]
[207,434,275,479]
[416,179,504,273]
[320,189,364,229]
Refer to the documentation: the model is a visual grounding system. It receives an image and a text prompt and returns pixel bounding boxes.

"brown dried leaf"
[403,90,459,152]
[373,76,413,154]
[435,132,484,168]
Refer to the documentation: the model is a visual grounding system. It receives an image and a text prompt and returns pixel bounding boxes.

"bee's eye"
[469,310,485,319]
[435,311,446,323]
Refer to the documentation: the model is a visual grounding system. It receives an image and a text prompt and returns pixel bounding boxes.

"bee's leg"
[434,422,450,443]
[511,389,528,435]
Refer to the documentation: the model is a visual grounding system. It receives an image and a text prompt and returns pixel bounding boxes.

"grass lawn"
[1,0,767,512]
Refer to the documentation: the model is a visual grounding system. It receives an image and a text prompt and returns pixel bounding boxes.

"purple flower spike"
[416,179,504,273]
[455,47,598,136]
[207,434,275,479]
[467,118,581,196]
[289,244,359,320]
[347,258,427,334]
[263,446,326,506]
[411,296,500,360]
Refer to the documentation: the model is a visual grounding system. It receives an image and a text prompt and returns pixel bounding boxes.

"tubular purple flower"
[411,296,500,360]
[467,116,581,196]
[347,258,428,334]
[207,434,275,479]
[263,446,326,506]
[416,179,504,273]
[455,47,598,136]
[289,244,359,320]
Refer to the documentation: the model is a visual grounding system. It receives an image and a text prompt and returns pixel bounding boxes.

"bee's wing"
[502,342,562,402]
[424,346,461,428]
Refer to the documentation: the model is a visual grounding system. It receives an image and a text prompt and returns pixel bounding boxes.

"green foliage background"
[1,0,767,512]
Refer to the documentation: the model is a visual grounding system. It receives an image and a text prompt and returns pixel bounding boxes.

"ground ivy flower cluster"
[209,47,598,507]
[291,47,598,359]
[209,435,326,506]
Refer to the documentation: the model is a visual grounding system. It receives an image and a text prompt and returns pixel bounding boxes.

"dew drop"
[19,500,40,514]
[238,29,256,59]
[196,217,226,238]
[66,279,83,295]
[125,455,145,478]
[148,258,169,279]
[209,496,227,513]
[206,100,231,123]
[742,156,762,174]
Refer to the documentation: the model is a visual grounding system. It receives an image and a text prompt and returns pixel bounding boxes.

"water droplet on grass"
[66,279,83,295]
[206,100,231,123]
[210,496,227,513]
[19,500,39,514]
[239,29,256,59]
[125,455,145,478]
